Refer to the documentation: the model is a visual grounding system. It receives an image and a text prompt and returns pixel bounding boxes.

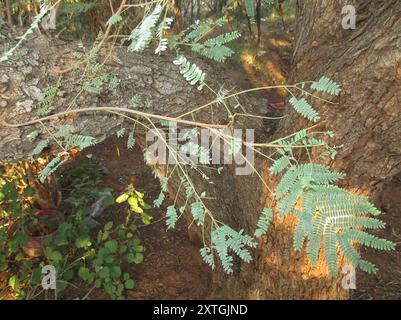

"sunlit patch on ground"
[239,28,292,98]
[270,38,292,49]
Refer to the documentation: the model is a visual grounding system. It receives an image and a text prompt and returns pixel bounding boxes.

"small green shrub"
[0,160,147,300]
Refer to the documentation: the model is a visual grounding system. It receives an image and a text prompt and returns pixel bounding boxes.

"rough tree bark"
[290,0,401,192]
[209,0,401,299]
[0,1,4,19]
[256,0,261,46]
[171,0,184,31]
[5,0,13,28]
[1,0,400,299]
[0,33,266,162]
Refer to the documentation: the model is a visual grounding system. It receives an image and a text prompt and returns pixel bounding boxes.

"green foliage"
[244,0,256,23]
[30,125,96,159]
[116,127,126,138]
[190,202,205,226]
[0,161,145,299]
[64,135,97,150]
[61,158,107,187]
[87,221,142,299]
[155,17,174,54]
[29,125,98,181]
[289,97,320,122]
[254,208,273,238]
[304,185,390,276]
[273,163,395,277]
[288,77,340,122]
[33,78,63,117]
[177,18,241,63]
[127,131,136,150]
[275,129,308,154]
[211,226,257,274]
[262,0,276,6]
[0,2,51,62]
[173,55,206,90]
[107,13,123,27]
[115,185,153,225]
[227,138,242,156]
[191,31,241,63]
[153,191,165,208]
[55,1,98,39]
[59,1,97,16]
[38,157,68,183]
[166,205,178,230]
[129,94,142,108]
[128,4,163,52]
[200,246,215,270]
[76,37,120,95]
[270,156,291,174]
[275,164,345,201]
[26,130,39,142]
[311,76,341,96]
[184,18,225,43]
[83,75,108,95]
[29,140,50,159]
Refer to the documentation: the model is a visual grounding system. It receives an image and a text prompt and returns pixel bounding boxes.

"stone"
[23,86,43,101]
[0,83,8,94]
[0,74,9,83]
[16,99,34,112]
[20,65,33,76]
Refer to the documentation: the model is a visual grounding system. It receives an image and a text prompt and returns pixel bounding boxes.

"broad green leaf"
[105,240,118,253]
[124,279,135,289]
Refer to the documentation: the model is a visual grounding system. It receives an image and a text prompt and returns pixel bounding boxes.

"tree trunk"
[235,0,252,36]
[0,0,4,19]
[213,0,401,299]
[17,0,25,27]
[190,0,194,24]
[5,0,13,28]
[171,0,184,31]
[256,0,262,46]
[290,0,401,197]
[197,0,201,20]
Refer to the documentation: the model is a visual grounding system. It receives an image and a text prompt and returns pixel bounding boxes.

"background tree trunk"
[5,0,13,28]
[256,0,261,46]
[289,0,401,195]
[0,1,4,19]
[171,0,184,31]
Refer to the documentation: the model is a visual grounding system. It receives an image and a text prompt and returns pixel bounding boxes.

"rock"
[0,74,9,84]
[20,65,33,76]
[256,50,267,57]
[30,78,40,86]
[23,86,43,101]
[30,52,39,64]
[0,100,7,108]
[11,72,25,82]
[16,99,34,112]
